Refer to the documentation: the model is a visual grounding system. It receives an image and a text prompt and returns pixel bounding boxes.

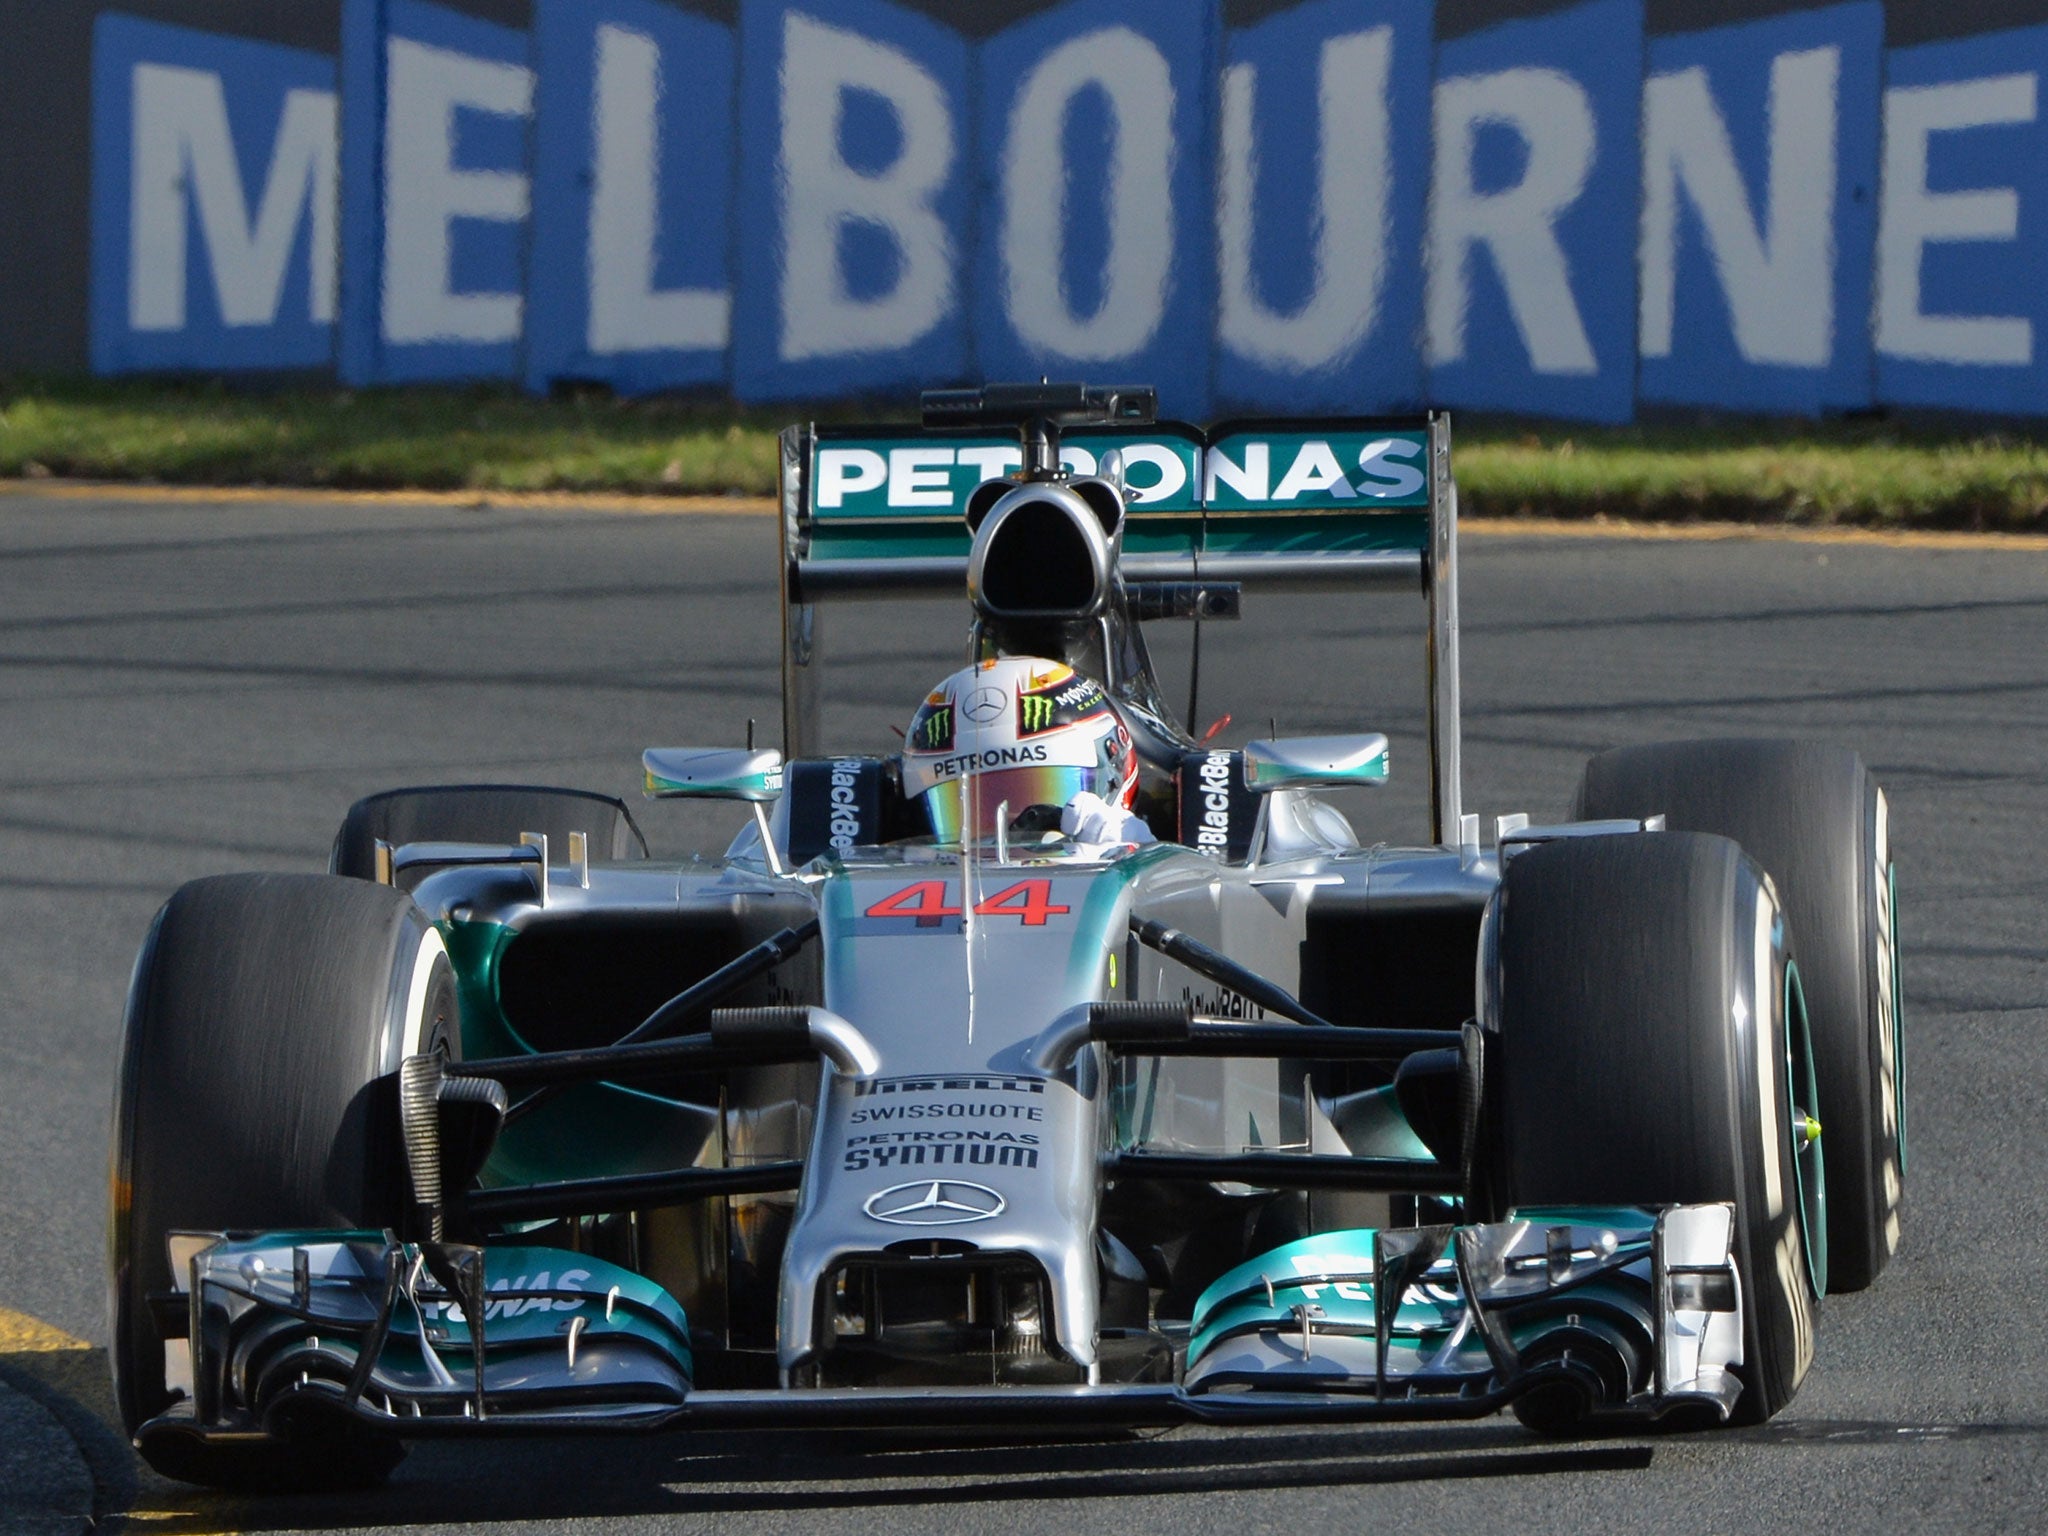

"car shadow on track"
[97,1415,1654,1530]
[8,1342,1664,1532]
[24,1347,2048,1533]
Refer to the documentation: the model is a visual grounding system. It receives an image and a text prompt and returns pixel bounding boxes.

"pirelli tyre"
[110,874,456,1490]
[1574,739,1902,1293]
[331,783,648,880]
[1483,833,1823,1428]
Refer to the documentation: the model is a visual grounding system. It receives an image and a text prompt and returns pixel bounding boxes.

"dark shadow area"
[103,1420,1655,1532]
[0,1348,143,1533]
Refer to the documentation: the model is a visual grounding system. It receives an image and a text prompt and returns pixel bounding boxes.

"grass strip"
[2,379,2044,531]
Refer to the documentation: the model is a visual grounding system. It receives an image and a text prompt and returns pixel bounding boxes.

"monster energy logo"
[1019,695,1055,732]
[915,707,952,749]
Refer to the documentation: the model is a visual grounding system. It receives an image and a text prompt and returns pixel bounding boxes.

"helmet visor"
[923,763,1100,844]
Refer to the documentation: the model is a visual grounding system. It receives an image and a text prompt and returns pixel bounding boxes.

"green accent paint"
[200,1234,692,1376]
[1891,861,1907,1178]
[808,524,978,561]
[444,917,522,1060]
[643,767,782,799]
[1199,510,1428,555]
[1334,1085,1434,1160]
[1060,843,1182,1001]
[1118,524,1200,558]
[397,1244,690,1366]
[1187,1212,1661,1370]
[1785,960,1829,1298]
[443,917,733,1188]
[1189,1228,1410,1364]
[807,508,1426,564]
[1246,741,1391,791]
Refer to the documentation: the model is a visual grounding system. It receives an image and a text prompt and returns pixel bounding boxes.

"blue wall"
[77,0,2048,420]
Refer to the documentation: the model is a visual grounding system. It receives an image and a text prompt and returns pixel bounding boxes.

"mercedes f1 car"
[110,383,1905,1489]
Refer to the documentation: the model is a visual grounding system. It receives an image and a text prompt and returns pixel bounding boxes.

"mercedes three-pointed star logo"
[963,685,1008,724]
[861,1179,1007,1226]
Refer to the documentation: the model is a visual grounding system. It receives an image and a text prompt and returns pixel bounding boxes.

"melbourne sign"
[85,0,2048,421]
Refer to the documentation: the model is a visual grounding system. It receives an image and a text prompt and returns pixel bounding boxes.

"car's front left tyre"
[1575,739,1902,1292]
[1483,832,1823,1428]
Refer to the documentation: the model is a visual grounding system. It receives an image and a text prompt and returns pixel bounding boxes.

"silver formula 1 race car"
[110,383,1905,1490]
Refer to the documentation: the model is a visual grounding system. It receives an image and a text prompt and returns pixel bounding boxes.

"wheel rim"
[1784,960,1828,1297]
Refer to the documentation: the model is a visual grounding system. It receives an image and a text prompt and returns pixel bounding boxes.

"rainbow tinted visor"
[921,763,1102,843]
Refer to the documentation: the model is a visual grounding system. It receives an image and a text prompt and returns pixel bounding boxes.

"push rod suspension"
[1129,917,1333,1027]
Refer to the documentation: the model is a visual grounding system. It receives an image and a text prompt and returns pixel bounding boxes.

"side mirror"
[642,747,785,801]
[1242,734,1389,793]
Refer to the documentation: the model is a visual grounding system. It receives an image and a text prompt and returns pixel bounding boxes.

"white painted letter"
[587,24,729,354]
[1118,442,1187,504]
[129,63,336,331]
[1203,441,1268,502]
[1002,27,1174,360]
[1271,441,1356,501]
[814,447,886,508]
[887,447,954,507]
[779,13,954,362]
[1427,67,1598,375]
[382,37,533,345]
[1355,438,1425,499]
[1219,28,1390,371]
[1640,47,1839,366]
[1876,73,2035,366]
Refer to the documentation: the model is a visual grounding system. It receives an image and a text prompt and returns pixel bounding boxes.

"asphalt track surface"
[0,490,2042,1533]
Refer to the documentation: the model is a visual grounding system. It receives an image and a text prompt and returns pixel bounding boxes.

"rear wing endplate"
[778,415,1463,844]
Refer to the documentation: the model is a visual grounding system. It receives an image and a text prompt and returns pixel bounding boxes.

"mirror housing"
[1242,734,1390,793]
[642,747,785,801]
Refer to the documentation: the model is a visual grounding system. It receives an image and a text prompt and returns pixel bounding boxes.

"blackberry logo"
[828,759,864,850]
[1195,752,1233,852]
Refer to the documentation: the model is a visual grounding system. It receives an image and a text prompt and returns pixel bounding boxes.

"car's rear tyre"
[331,783,648,879]
[1485,833,1821,1427]
[110,874,456,1490]
[1575,739,1902,1292]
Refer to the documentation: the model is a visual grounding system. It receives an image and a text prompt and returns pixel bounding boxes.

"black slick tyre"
[109,874,457,1490]
[1575,739,1902,1292]
[1486,833,1821,1427]
[331,783,648,879]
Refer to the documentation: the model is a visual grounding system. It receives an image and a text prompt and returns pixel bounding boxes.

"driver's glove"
[1061,791,1156,846]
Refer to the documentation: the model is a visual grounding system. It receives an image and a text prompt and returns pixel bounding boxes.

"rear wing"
[777,415,1464,845]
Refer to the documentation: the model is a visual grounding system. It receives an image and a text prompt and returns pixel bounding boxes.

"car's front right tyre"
[110,874,453,1490]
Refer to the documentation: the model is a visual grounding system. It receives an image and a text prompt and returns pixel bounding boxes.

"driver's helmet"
[901,656,1137,843]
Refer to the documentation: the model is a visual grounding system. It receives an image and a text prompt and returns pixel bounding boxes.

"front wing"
[137,1204,1745,1461]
